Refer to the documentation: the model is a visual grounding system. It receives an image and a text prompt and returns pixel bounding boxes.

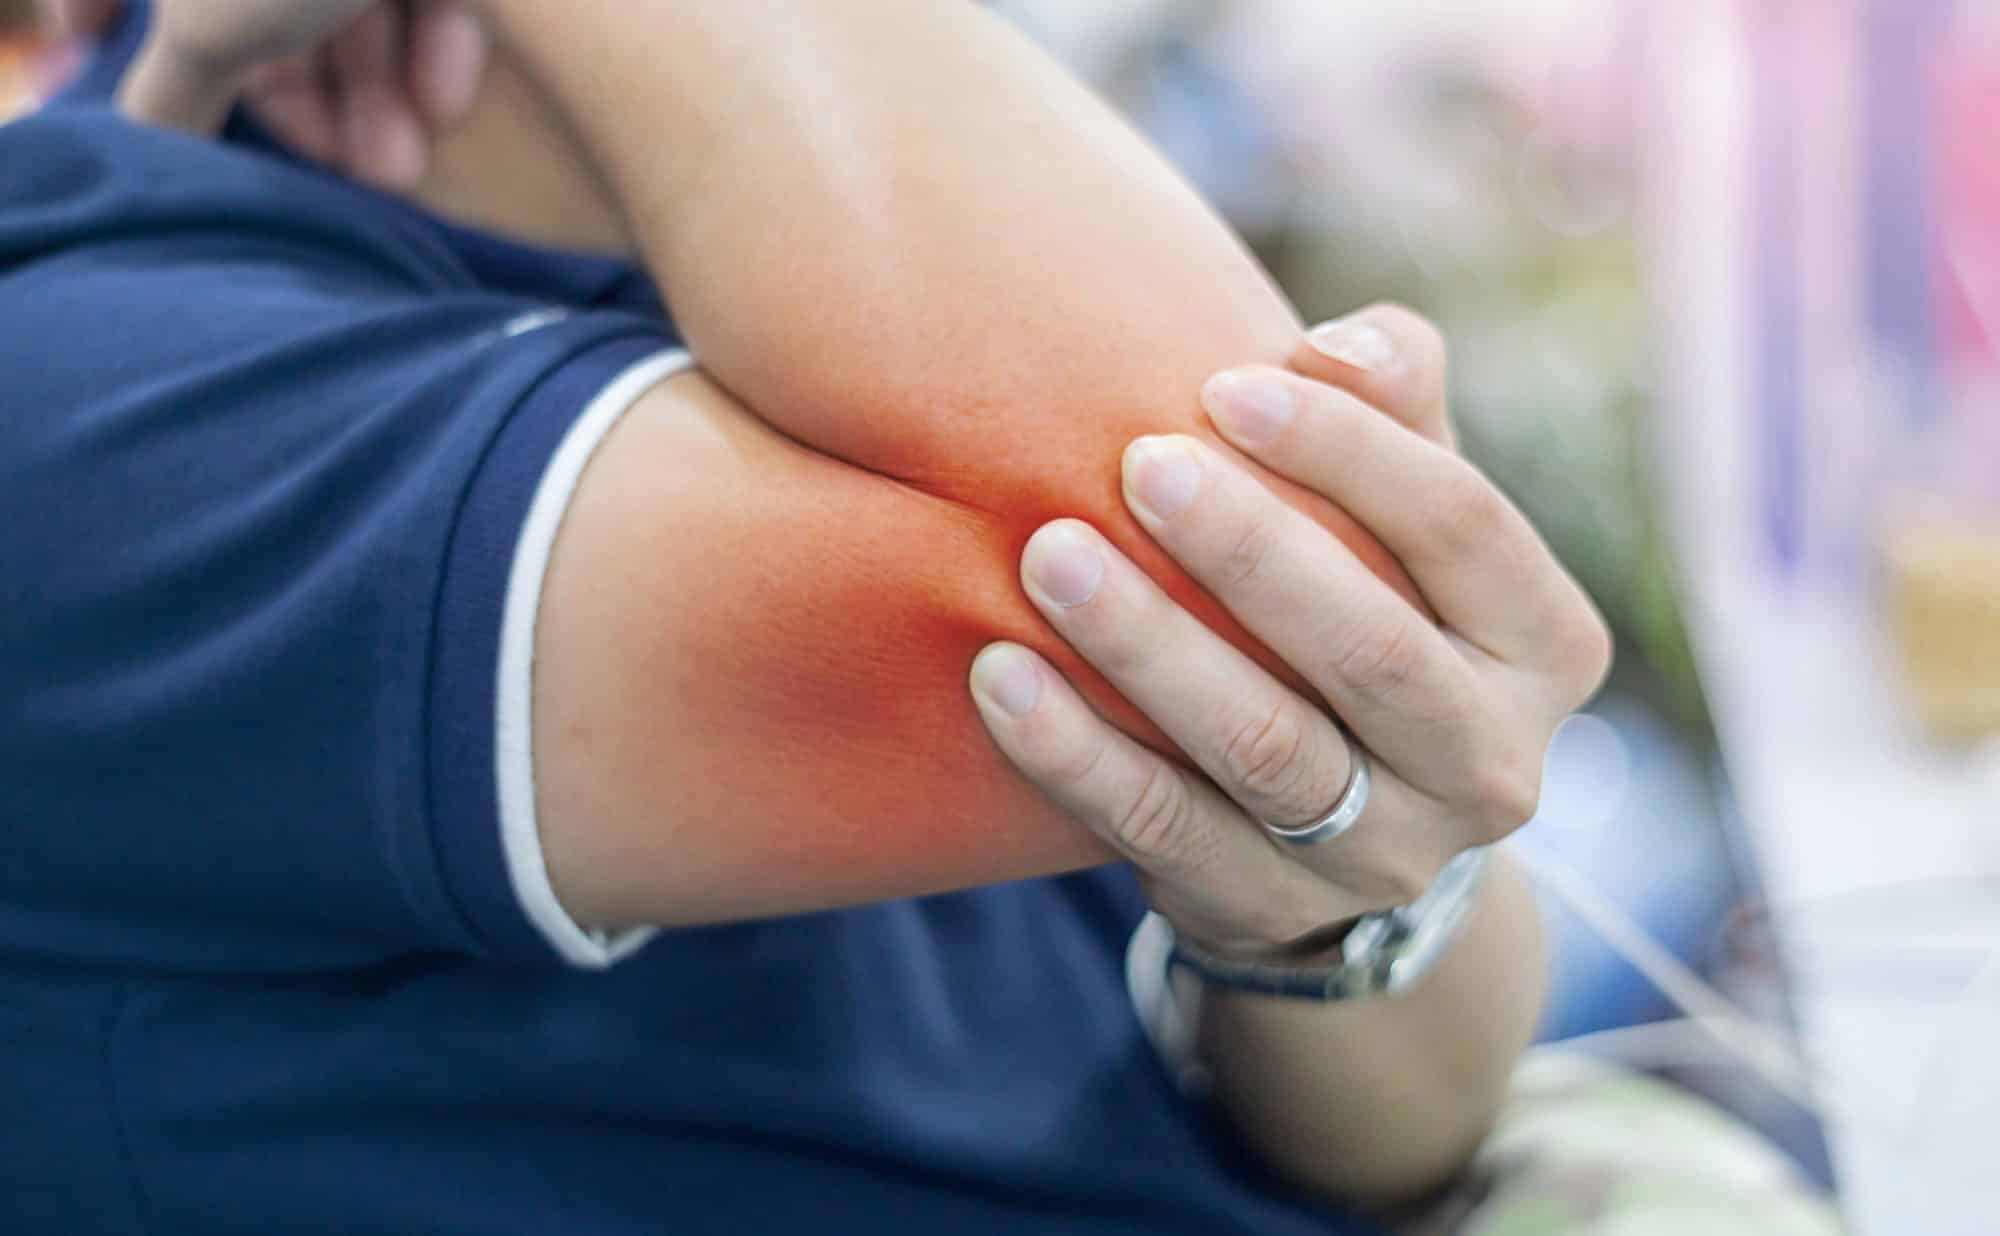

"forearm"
[1194,853,1548,1207]
[480,0,1294,429]
[482,0,1414,745]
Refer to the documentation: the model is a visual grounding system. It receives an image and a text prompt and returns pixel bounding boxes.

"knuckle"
[1432,464,1511,555]
[1466,740,1544,839]
[1214,513,1280,590]
[1514,574,1614,704]
[1045,734,1112,797]
[1072,601,1167,682]
[1567,601,1616,698]
[1329,619,1419,697]
[1108,763,1204,867]
[1219,703,1318,809]
[1083,624,1154,680]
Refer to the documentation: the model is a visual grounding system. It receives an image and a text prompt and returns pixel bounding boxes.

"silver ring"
[1260,731,1371,847]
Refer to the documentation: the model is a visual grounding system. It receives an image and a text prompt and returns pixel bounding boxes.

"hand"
[49,0,487,189]
[968,307,1611,962]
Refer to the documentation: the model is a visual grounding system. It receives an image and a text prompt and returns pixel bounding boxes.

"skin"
[470,0,1438,926]
[103,0,1613,1207]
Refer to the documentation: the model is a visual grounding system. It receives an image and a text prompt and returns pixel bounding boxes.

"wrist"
[1165,849,1496,1004]
[1174,919,1354,972]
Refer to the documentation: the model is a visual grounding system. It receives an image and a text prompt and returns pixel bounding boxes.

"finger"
[1015,518,1508,869]
[329,5,427,190]
[968,642,1371,951]
[406,1,486,125]
[1289,303,1453,448]
[970,639,1467,924]
[1202,366,1603,682]
[1018,517,1365,832]
[246,53,342,166]
[1115,439,1516,814]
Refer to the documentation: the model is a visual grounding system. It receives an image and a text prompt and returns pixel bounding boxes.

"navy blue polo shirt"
[0,9,1376,1234]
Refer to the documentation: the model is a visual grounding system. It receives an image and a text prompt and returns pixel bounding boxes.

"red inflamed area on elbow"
[623,361,1426,920]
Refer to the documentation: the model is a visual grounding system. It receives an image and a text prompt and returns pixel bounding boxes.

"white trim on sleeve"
[495,347,696,968]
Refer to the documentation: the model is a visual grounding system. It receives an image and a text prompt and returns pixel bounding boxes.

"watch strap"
[1163,848,1491,1002]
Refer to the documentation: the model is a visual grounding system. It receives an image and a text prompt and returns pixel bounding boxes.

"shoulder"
[0,115,690,967]
[0,104,470,293]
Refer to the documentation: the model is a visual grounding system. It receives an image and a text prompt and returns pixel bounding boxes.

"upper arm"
[532,366,1113,933]
[504,2,1427,937]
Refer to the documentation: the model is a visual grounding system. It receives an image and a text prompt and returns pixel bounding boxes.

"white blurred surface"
[1647,2,2000,1232]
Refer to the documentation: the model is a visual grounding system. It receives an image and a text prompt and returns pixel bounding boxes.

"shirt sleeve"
[0,222,686,972]
[429,340,694,967]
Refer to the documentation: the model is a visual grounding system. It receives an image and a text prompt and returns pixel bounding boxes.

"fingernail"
[1308,319,1399,375]
[1024,522,1104,608]
[1123,436,1203,520]
[971,644,1041,718]
[1202,371,1295,447]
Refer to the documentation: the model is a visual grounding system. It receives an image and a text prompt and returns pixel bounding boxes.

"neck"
[409,51,634,257]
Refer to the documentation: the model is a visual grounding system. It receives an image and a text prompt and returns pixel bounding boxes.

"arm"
[114,1,1577,1197]
[1194,854,1547,1205]
[462,7,1583,1201]
[481,1,1417,577]
[481,0,1427,923]
[515,340,1554,1199]
[114,0,1419,926]
[529,363,1121,928]
[964,328,1606,1204]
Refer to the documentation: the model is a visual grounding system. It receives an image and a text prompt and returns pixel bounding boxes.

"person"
[1,2,1612,1232]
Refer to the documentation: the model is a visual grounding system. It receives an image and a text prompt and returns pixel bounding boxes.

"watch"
[1164,848,1492,1001]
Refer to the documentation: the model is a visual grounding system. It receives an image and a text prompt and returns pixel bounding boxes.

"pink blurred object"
[1880,36,2000,741]
[0,32,81,120]
[1933,55,2000,374]
[1929,43,2000,501]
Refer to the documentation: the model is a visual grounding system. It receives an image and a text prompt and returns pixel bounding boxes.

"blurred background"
[7,2,1998,1231]
[983,6,2000,1233]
